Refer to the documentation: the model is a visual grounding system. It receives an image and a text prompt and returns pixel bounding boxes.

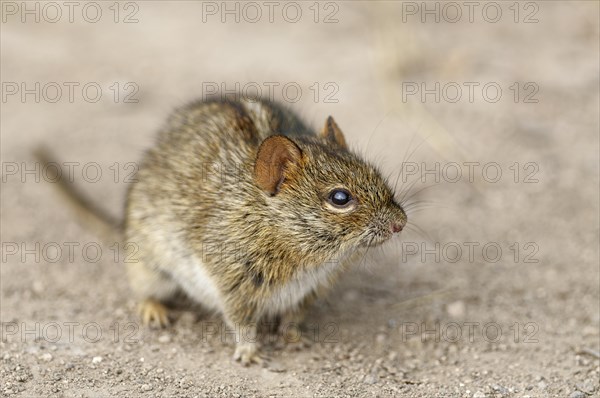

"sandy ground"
[1,1,599,397]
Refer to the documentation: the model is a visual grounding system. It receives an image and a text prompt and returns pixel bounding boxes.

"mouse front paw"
[233,342,264,366]
[138,299,170,328]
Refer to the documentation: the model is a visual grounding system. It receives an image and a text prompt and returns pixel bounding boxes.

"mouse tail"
[33,147,123,242]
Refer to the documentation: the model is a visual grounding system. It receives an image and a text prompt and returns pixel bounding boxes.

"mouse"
[39,98,407,365]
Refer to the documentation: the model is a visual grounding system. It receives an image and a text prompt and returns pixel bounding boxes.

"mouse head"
[254,117,407,260]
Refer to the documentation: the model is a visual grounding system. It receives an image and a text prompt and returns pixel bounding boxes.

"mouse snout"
[389,207,407,234]
[390,221,404,234]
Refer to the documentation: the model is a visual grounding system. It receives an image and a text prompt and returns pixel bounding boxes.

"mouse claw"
[233,342,264,366]
[138,299,170,328]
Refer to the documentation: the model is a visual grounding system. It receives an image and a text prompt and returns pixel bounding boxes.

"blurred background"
[1,1,599,397]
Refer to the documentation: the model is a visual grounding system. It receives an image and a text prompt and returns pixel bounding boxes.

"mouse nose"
[390,221,404,234]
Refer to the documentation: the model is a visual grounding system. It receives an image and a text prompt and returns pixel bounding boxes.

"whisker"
[406,202,456,216]
[404,207,437,215]
[390,131,418,195]
[357,235,375,271]
[405,222,433,242]
[400,183,441,205]
[405,225,429,242]
[396,175,422,205]
[393,131,432,195]
[389,234,405,267]
[403,201,446,211]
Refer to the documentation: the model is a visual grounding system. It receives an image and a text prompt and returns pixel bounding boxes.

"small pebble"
[32,281,44,294]
[473,391,486,398]
[141,384,152,392]
[578,380,596,394]
[158,335,171,344]
[40,353,53,362]
[92,356,103,364]
[446,300,466,317]
[569,391,585,398]
[363,375,377,384]
[491,384,509,396]
[537,380,547,389]
[375,333,387,344]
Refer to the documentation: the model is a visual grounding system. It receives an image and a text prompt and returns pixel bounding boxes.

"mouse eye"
[328,188,353,207]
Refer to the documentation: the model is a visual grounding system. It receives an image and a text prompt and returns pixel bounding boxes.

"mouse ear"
[254,135,303,195]
[321,116,347,149]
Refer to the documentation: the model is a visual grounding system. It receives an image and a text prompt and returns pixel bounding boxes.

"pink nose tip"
[391,222,404,233]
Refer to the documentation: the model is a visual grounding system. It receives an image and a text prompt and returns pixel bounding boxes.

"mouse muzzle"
[391,221,405,234]
[361,206,407,247]
[389,203,408,235]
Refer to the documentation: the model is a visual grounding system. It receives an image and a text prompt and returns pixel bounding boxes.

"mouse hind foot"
[138,298,171,328]
[126,261,179,328]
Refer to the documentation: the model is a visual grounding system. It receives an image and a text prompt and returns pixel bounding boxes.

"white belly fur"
[263,260,340,317]
[153,229,224,313]
[172,257,224,313]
